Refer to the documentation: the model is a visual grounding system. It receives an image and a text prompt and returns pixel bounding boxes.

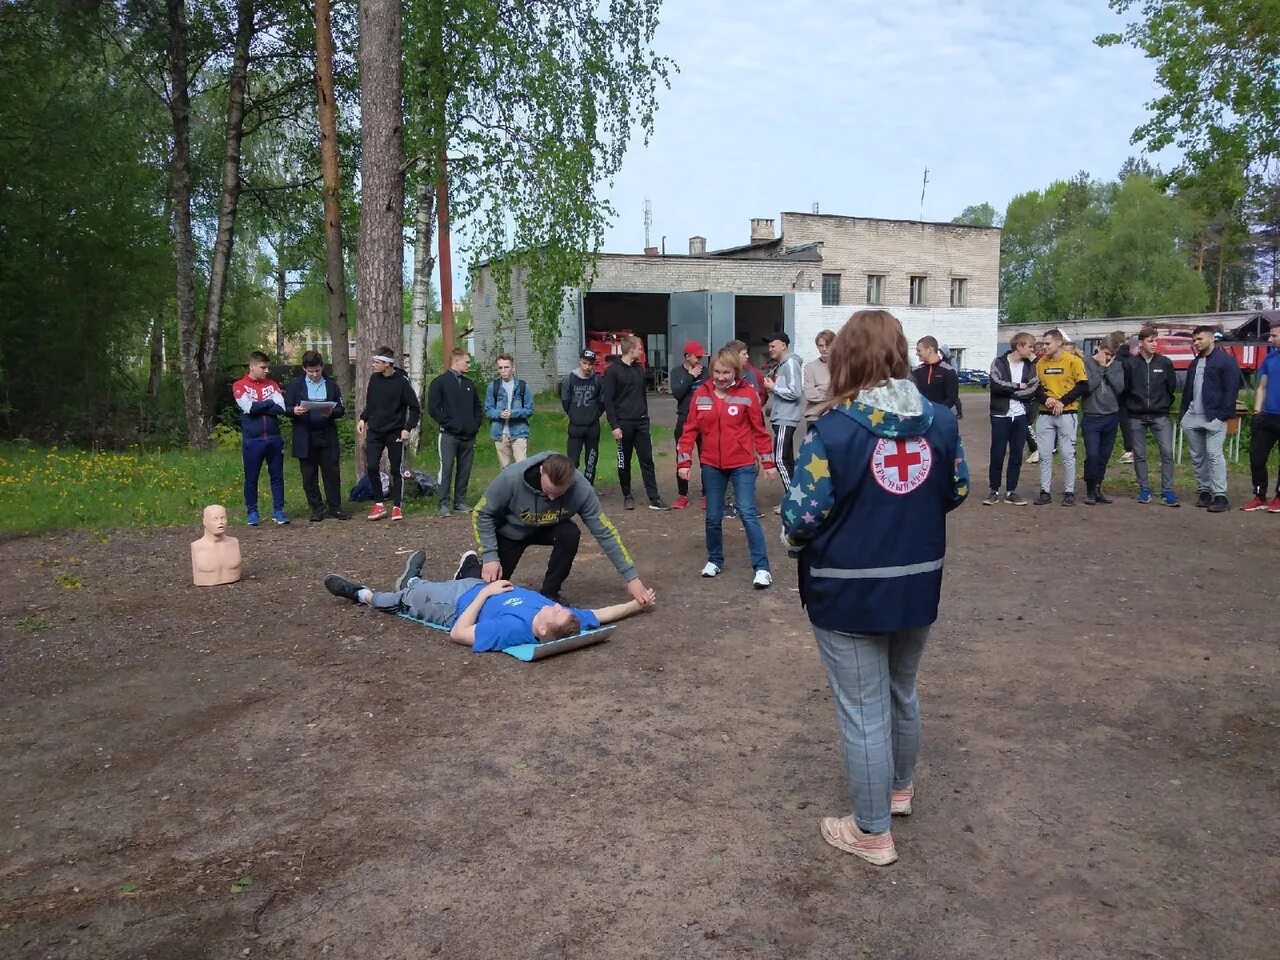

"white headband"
[372,354,395,365]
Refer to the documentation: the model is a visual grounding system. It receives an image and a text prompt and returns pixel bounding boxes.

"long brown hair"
[823,310,910,411]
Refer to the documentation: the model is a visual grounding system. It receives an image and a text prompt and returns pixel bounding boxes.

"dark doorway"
[735,295,785,370]
[583,291,670,382]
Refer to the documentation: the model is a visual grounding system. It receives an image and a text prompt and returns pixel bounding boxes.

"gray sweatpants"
[1129,415,1175,493]
[1036,412,1078,493]
[1181,411,1228,495]
[369,577,484,624]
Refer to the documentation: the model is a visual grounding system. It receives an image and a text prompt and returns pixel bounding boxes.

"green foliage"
[952,203,1000,227]
[1001,173,1207,322]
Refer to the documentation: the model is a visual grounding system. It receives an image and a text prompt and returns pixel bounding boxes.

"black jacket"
[427,370,483,439]
[987,351,1039,417]
[669,364,708,420]
[284,375,345,461]
[1125,353,1177,416]
[602,359,648,428]
[911,361,962,418]
[360,368,421,435]
[561,370,604,427]
[1179,348,1243,423]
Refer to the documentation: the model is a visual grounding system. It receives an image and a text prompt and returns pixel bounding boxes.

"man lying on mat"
[323,547,656,652]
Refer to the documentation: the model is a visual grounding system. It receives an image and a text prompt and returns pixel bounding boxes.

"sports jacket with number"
[676,379,775,471]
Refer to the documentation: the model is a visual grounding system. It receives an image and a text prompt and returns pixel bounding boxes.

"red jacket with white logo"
[677,379,775,471]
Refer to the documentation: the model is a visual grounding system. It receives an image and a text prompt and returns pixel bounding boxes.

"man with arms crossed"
[562,349,605,486]
[1180,325,1242,512]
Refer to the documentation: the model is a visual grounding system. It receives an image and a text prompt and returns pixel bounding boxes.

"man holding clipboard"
[285,350,350,521]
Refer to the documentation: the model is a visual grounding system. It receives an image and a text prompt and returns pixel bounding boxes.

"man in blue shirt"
[1242,325,1280,512]
[323,549,655,652]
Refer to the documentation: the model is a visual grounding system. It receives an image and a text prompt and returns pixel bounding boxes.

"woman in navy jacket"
[285,351,349,521]
[783,310,969,866]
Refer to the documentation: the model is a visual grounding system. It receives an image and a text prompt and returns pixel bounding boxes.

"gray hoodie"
[768,353,804,426]
[1082,355,1126,416]
[473,452,636,581]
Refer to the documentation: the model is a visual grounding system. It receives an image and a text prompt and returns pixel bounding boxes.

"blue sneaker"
[272,509,291,525]
[247,509,260,526]
[1137,488,1151,504]
[1161,490,1180,508]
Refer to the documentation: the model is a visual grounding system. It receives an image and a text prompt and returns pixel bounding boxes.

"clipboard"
[300,400,336,412]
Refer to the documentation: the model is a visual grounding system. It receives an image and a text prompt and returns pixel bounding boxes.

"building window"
[949,348,965,368]
[866,274,885,305]
[821,273,841,305]
[909,275,927,306]
[950,278,967,307]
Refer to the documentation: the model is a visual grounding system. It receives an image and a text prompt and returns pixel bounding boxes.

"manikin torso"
[191,505,242,586]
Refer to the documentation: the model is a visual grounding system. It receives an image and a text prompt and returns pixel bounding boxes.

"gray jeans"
[437,432,475,506]
[812,625,930,834]
[1035,412,1078,493]
[1129,415,1175,493]
[1181,411,1228,495]
[370,577,484,624]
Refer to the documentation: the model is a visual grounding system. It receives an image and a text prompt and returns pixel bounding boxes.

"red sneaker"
[1269,497,1280,514]
[367,503,387,521]
[1241,496,1268,512]
[390,506,404,521]
[672,495,690,509]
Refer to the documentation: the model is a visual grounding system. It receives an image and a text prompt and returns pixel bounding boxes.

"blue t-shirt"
[454,584,600,652]
[1260,351,1280,414]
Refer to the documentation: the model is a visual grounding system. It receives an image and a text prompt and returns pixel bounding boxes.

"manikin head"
[815,330,835,362]
[916,336,941,365]
[1009,331,1036,363]
[202,504,229,537]
[766,332,789,362]
[372,345,397,377]
[1192,325,1217,356]
[711,346,741,391]
[537,454,576,501]
[496,354,515,382]
[531,603,581,641]
[302,350,325,383]
[450,348,471,373]
[247,351,270,381]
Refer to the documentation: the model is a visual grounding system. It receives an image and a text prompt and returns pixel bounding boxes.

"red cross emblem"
[870,437,932,494]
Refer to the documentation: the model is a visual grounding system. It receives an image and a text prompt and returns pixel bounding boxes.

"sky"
[592,0,1171,255]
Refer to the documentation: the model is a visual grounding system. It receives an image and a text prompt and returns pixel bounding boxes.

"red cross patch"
[870,437,932,494]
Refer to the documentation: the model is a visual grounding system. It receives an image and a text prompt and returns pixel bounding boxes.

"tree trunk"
[198,0,255,421]
[166,0,207,448]
[354,0,405,476]
[407,180,437,456]
[314,0,352,395]
[1214,236,1226,312]
[275,226,286,359]
[147,312,164,402]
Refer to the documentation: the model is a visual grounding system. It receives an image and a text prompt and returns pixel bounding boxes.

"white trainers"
[753,569,773,589]
[701,562,721,578]
[1025,450,1040,464]
[1120,451,1135,464]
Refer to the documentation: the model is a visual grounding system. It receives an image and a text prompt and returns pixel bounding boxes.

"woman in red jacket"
[678,346,779,588]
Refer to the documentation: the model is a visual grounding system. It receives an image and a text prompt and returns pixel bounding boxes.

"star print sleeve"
[948,433,970,512]
[781,430,835,546]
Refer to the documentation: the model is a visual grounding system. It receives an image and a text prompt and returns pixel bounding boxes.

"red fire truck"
[585,330,646,376]
[1084,312,1276,387]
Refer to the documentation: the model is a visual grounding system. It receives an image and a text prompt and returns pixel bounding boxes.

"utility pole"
[919,167,929,221]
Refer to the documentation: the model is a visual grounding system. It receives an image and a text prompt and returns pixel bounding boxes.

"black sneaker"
[324,574,363,603]
[649,499,671,511]
[453,550,481,580]
[1033,490,1052,505]
[1207,495,1230,513]
[624,495,636,510]
[310,509,325,523]
[1195,491,1212,508]
[1084,489,1097,505]
[1005,490,1028,506]
[396,548,427,590]
[1095,490,1113,504]
[1062,492,1076,506]
[981,490,1000,506]
[330,509,351,520]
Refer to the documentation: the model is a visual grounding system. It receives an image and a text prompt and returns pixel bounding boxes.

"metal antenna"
[644,197,652,249]
[812,201,820,214]
[919,168,929,220]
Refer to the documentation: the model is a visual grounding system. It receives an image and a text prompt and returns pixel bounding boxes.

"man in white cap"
[357,345,421,521]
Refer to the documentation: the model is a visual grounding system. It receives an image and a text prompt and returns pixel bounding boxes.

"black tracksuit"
[912,361,962,418]
[669,364,708,496]
[602,358,660,502]
[561,370,604,485]
[360,368,421,507]
[428,370,484,507]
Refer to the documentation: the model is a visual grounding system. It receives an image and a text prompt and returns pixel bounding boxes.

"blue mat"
[395,611,614,661]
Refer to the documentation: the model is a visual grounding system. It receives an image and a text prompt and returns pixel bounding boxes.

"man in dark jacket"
[668,339,707,509]
[983,332,1039,505]
[358,346,422,521]
[1113,332,1137,464]
[428,347,483,517]
[561,349,604,486]
[602,336,668,510]
[912,337,962,418]
[285,350,349,522]
[1126,325,1179,506]
[1179,325,1243,512]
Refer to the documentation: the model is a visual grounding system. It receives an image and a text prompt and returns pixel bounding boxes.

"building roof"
[781,211,1003,232]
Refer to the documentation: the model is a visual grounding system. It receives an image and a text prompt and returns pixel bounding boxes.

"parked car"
[957,368,990,388]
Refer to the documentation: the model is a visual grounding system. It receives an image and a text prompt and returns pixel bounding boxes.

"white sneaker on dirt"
[1120,451,1135,464]
[753,570,773,589]
[701,562,721,578]
[1025,450,1040,464]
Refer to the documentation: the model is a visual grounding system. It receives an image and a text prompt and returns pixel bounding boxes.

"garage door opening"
[734,295,785,369]
[583,291,669,386]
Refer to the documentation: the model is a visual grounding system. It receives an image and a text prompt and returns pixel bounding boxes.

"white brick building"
[469,212,1000,391]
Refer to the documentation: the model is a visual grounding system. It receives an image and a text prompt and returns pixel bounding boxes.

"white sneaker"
[701,562,721,578]
[1120,451,1135,464]
[753,569,773,589]
[1025,450,1040,464]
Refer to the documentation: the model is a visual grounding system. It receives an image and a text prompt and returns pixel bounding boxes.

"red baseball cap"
[683,340,706,357]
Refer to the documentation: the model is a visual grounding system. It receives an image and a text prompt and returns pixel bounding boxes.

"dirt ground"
[2,419,1277,960]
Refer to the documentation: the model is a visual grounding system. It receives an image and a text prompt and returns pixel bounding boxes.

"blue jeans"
[813,625,930,833]
[1082,413,1119,485]
[242,435,285,512]
[702,464,770,571]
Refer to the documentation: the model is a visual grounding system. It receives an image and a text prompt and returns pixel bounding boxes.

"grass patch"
[16,615,50,633]
[0,406,672,535]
